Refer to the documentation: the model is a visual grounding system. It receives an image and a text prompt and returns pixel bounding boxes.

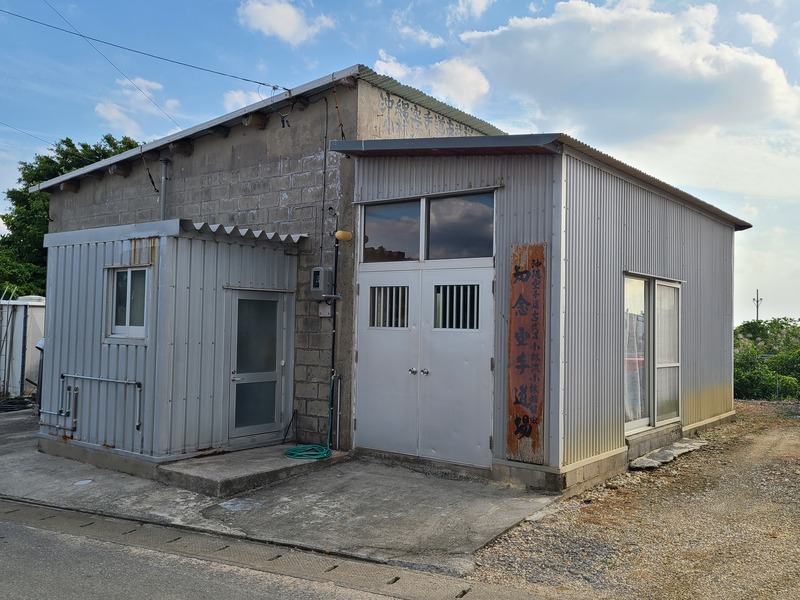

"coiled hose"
[283,379,334,460]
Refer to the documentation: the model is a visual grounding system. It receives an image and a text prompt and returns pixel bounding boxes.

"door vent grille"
[369,286,409,328]
[434,284,480,330]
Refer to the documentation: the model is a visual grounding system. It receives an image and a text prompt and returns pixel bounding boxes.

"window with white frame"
[624,276,681,431]
[112,267,147,338]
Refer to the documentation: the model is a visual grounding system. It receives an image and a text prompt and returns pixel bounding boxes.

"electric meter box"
[310,267,333,300]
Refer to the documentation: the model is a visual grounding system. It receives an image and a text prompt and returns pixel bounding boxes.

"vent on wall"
[369,286,409,328]
[434,284,479,330]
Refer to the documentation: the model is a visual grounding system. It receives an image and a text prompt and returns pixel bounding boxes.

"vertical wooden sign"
[507,244,546,464]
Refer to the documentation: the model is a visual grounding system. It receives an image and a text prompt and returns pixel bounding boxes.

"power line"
[0,8,288,91]
[0,121,55,146]
[41,0,181,129]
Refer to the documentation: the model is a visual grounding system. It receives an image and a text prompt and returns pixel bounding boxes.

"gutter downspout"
[159,159,170,220]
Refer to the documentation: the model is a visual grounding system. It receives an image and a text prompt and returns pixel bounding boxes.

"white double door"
[355,265,494,467]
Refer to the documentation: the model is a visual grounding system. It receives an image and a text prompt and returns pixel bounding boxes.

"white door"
[418,267,493,466]
[355,266,493,467]
[355,270,420,456]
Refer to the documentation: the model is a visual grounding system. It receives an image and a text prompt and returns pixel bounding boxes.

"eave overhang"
[330,134,752,232]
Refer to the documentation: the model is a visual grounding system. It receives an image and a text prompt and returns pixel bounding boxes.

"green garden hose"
[283,378,334,460]
[283,444,332,460]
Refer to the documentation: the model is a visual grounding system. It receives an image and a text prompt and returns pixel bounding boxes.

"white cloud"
[448,0,495,23]
[734,215,800,322]
[375,50,417,80]
[114,77,183,121]
[392,13,445,48]
[374,53,490,112]
[94,77,182,139]
[737,12,779,46]
[458,1,800,142]
[608,127,800,203]
[427,58,490,111]
[223,90,264,112]
[94,102,144,139]
[237,0,334,46]
[740,203,760,220]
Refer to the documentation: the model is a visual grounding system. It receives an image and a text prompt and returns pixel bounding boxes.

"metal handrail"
[59,373,144,430]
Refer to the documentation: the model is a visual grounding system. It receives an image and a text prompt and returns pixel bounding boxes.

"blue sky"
[1,0,798,323]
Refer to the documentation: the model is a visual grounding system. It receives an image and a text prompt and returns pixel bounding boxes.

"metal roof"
[329,134,752,232]
[30,65,504,193]
[179,220,307,244]
[44,219,307,247]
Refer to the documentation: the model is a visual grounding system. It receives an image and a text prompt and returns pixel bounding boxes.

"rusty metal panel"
[507,244,547,464]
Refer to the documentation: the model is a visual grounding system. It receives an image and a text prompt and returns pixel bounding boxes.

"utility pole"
[753,289,763,321]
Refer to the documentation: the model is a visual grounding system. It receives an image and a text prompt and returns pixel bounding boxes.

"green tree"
[734,318,800,400]
[1,134,138,296]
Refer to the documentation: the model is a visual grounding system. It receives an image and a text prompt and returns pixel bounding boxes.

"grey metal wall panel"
[42,228,298,460]
[561,153,735,465]
[41,238,151,454]
[356,155,508,203]
[156,237,298,457]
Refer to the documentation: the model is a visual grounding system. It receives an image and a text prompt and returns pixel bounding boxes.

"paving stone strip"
[0,498,532,600]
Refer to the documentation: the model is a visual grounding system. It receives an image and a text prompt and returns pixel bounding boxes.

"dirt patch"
[470,401,800,599]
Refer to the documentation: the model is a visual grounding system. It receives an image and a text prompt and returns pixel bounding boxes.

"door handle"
[231,376,243,382]
[420,368,429,375]
[408,368,418,375]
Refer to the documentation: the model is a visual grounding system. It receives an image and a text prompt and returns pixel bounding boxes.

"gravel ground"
[469,400,800,599]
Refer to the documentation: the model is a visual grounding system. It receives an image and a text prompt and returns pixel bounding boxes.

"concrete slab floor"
[0,410,556,576]
[202,456,555,576]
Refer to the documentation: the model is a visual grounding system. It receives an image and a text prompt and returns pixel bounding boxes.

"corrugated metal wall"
[355,153,557,463]
[354,151,736,470]
[41,229,296,459]
[41,236,160,455]
[153,236,296,457]
[561,152,735,465]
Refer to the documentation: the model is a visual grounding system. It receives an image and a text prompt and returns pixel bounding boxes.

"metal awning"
[45,219,307,247]
[179,220,307,244]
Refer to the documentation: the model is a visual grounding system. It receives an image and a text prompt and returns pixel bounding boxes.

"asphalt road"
[0,520,391,600]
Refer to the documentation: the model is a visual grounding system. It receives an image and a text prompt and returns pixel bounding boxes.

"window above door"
[362,193,494,264]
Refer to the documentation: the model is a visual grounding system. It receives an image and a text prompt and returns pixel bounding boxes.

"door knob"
[408,368,418,374]
[420,368,429,375]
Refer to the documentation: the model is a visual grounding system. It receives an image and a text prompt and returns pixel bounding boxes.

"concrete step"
[157,444,350,497]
